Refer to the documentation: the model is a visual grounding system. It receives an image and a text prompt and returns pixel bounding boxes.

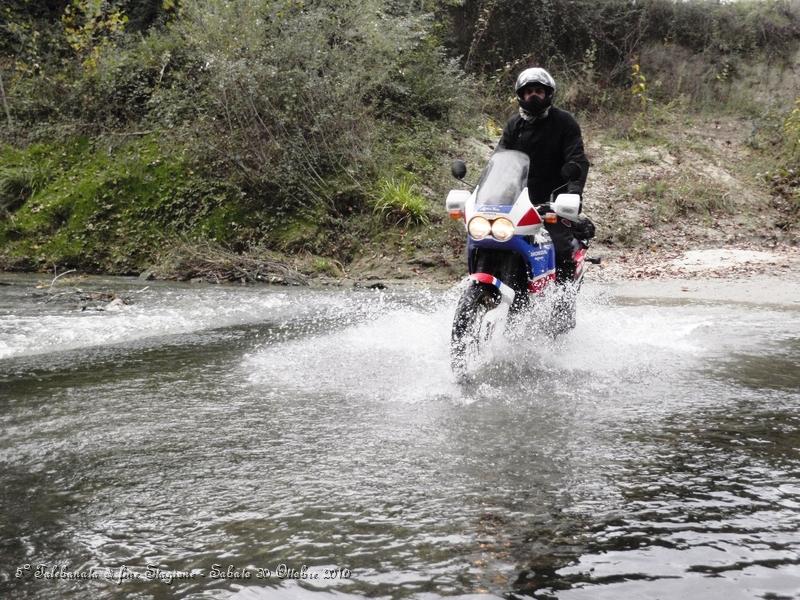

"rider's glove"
[573,216,595,241]
[566,181,583,196]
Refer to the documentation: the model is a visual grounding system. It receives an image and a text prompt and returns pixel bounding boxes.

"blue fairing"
[467,234,555,279]
[475,205,513,214]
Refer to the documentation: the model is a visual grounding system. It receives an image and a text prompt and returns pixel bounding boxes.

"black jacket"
[497,107,589,205]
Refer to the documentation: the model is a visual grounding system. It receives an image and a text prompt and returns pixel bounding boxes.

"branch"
[50,268,77,288]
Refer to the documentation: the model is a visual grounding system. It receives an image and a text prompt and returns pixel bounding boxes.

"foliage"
[62,0,129,71]
[0,137,249,272]
[630,62,649,112]
[173,0,474,214]
[0,146,61,215]
[75,29,209,128]
[442,0,800,113]
[1,0,799,273]
[769,96,800,219]
[374,175,430,226]
[784,96,800,162]
[446,0,800,73]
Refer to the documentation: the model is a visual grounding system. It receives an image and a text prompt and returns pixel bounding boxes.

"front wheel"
[450,282,500,376]
[549,285,577,336]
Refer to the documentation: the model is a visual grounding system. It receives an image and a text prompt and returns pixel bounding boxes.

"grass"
[310,257,344,277]
[595,149,663,175]
[2,96,796,277]
[0,136,247,273]
[0,163,55,214]
[269,215,322,252]
[373,175,430,226]
[628,172,733,223]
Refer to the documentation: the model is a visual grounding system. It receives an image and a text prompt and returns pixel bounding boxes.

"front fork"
[467,247,532,311]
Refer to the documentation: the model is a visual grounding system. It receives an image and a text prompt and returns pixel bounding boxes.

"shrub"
[175,0,473,213]
[374,175,430,226]
[785,96,800,161]
[0,159,55,214]
[443,0,800,112]
[767,96,800,220]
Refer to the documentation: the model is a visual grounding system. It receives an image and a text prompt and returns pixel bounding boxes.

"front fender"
[468,273,516,305]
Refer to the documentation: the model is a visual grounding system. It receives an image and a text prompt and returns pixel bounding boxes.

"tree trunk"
[464,0,496,73]
[0,69,12,128]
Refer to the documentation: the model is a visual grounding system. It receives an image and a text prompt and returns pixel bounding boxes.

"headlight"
[491,218,514,242]
[468,216,491,240]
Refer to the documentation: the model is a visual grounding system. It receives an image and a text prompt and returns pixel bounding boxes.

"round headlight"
[468,216,491,240]
[491,218,515,242]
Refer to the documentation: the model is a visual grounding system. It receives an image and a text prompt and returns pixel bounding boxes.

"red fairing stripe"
[528,273,555,293]
[573,248,587,262]
[517,208,542,226]
[470,273,496,285]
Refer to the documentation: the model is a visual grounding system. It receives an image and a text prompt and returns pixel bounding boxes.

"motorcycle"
[446,149,599,376]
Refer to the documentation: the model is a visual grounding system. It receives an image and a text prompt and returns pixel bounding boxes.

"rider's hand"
[566,181,583,195]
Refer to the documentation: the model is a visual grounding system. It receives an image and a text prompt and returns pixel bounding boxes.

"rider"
[496,67,594,282]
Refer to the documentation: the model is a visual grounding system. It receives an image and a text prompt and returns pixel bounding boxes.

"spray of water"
[242,282,725,407]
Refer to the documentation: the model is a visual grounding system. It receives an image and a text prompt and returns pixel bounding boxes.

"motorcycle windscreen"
[475,150,530,206]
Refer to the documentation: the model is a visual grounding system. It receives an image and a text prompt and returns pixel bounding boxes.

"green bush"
[175,0,475,211]
[0,158,56,214]
[0,0,482,271]
[446,0,800,75]
[374,175,430,226]
[768,96,800,219]
[785,96,800,161]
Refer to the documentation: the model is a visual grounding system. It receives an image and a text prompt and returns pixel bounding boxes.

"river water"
[1,272,799,600]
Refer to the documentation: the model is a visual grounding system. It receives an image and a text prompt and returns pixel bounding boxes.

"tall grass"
[374,175,430,226]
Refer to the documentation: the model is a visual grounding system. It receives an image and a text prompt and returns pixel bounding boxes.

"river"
[1,272,799,600]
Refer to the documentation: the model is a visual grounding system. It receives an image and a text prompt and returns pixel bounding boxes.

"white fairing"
[507,188,543,235]
[553,193,581,221]
[446,150,543,238]
[461,186,543,235]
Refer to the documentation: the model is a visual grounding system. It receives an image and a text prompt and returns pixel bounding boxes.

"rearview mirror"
[451,160,467,180]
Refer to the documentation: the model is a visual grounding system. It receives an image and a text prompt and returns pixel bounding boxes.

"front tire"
[549,285,577,336]
[450,282,500,376]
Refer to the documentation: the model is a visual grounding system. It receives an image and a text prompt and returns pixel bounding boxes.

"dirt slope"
[582,113,799,281]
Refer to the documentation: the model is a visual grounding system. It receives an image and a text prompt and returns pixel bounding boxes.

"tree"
[61,0,128,71]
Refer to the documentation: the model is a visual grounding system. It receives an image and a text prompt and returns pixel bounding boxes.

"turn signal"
[448,209,465,221]
[544,212,558,224]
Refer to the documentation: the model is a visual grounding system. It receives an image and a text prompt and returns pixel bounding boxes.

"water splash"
[242,282,734,407]
[0,287,293,359]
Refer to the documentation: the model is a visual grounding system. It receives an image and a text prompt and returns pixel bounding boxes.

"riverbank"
[2,113,797,287]
[10,242,799,306]
[609,274,800,307]
[315,244,800,310]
